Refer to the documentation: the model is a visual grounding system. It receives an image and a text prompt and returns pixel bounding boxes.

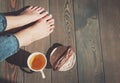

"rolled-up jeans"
[0,14,19,62]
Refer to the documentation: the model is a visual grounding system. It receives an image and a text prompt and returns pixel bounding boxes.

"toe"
[28,6,33,9]
[38,8,45,13]
[49,25,55,30]
[32,6,38,10]
[49,27,54,33]
[40,11,48,18]
[44,14,52,21]
[25,6,33,11]
[36,7,42,11]
[48,19,54,25]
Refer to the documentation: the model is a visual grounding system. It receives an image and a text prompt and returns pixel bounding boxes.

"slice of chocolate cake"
[50,46,76,71]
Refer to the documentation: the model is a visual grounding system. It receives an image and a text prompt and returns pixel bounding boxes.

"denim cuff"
[0,34,19,61]
[0,14,7,32]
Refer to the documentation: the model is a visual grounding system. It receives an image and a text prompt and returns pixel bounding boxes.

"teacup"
[27,52,47,79]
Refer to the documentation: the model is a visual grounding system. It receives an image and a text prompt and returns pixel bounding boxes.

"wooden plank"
[49,0,78,83]
[23,0,51,83]
[0,0,24,83]
[73,0,105,83]
[98,0,120,83]
[0,0,23,12]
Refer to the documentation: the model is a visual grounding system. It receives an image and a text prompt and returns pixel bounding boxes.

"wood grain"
[73,0,105,83]
[50,0,78,83]
[99,0,120,83]
[10,0,17,8]
[0,0,23,12]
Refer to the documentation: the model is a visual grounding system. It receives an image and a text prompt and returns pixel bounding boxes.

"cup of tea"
[27,52,47,79]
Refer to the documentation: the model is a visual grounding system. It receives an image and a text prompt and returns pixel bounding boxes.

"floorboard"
[50,0,78,83]
[73,0,105,83]
[99,0,120,83]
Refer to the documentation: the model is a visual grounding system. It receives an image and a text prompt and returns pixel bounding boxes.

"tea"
[29,54,46,70]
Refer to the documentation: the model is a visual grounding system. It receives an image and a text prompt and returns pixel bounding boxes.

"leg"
[14,14,55,47]
[5,6,48,31]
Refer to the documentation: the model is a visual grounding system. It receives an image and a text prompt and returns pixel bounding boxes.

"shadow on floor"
[5,43,63,73]
[1,6,29,16]
[46,43,63,68]
[6,48,34,73]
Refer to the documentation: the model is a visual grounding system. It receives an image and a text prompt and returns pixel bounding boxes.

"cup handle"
[40,70,46,79]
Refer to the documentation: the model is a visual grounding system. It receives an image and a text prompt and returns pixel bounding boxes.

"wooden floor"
[0,0,120,83]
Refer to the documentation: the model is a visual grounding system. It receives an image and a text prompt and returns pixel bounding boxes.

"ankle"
[5,16,23,30]
[14,28,34,47]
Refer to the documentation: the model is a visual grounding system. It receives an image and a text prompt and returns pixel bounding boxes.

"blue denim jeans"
[0,14,19,62]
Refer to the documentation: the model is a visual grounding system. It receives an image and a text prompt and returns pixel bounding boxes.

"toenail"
[50,14,52,17]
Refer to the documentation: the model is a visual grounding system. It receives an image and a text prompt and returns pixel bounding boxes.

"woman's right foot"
[5,6,48,31]
[15,14,55,47]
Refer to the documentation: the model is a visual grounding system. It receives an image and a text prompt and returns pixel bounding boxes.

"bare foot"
[5,6,48,31]
[29,14,55,40]
[20,6,48,23]
[15,14,55,47]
